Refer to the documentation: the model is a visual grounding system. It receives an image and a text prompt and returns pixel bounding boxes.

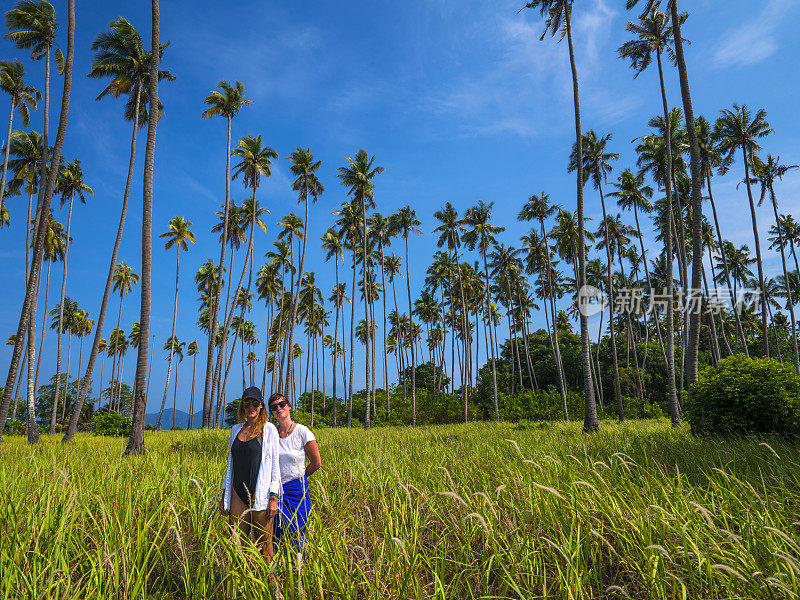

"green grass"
[1,420,799,599]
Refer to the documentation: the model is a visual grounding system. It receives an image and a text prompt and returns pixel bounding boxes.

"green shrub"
[686,355,800,438]
[90,412,132,437]
[3,420,25,435]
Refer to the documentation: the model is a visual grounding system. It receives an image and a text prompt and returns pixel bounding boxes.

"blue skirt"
[274,475,310,551]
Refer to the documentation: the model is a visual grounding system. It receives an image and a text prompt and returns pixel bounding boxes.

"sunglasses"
[241,399,261,409]
[269,399,290,413]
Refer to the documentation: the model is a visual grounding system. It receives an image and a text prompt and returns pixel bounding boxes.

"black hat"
[242,386,263,403]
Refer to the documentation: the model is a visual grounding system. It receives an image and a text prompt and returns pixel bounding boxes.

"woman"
[268,392,322,552]
[220,386,281,558]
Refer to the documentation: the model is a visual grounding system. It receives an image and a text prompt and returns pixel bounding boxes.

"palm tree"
[627,0,706,388]
[322,228,344,424]
[32,213,63,411]
[126,0,162,454]
[619,6,684,422]
[338,150,384,428]
[282,146,323,400]
[110,263,138,410]
[1,0,75,446]
[212,135,276,423]
[754,154,799,371]
[200,80,252,428]
[523,0,597,431]
[5,1,56,225]
[608,169,668,356]
[0,59,39,218]
[433,202,471,420]
[156,336,183,429]
[697,115,748,355]
[389,206,420,425]
[66,16,173,444]
[155,215,195,430]
[715,105,773,356]
[464,200,505,421]
[6,130,45,283]
[51,159,92,420]
[368,212,393,410]
[518,193,569,419]
[186,340,198,428]
[570,129,624,422]
[71,309,92,418]
[49,296,76,426]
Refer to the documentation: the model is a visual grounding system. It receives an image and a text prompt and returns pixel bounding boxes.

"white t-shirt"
[277,423,316,485]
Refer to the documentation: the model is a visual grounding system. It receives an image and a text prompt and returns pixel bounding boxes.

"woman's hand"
[218,496,229,517]
[267,496,279,517]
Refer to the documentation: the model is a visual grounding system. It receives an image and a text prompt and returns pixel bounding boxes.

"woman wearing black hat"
[219,386,281,558]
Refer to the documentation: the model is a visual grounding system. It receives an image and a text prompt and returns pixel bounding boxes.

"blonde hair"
[237,396,267,439]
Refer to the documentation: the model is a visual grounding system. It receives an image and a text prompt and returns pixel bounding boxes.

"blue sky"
[2,0,799,415]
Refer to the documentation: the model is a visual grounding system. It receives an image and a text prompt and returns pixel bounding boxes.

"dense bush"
[90,412,132,437]
[686,355,800,438]
[3,419,25,435]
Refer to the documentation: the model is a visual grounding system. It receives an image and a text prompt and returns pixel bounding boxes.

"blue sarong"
[274,475,310,551]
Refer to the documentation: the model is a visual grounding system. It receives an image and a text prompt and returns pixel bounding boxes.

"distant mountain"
[144,408,204,429]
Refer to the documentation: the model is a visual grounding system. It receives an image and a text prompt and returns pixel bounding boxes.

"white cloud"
[713,0,796,68]
[421,0,625,139]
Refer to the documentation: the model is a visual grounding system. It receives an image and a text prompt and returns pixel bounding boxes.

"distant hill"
[144,408,204,429]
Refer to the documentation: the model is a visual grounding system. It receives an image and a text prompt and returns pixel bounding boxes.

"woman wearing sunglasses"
[268,392,322,554]
[219,386,281,558]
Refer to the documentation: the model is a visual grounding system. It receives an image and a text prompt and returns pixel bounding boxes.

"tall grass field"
[1,420,799,599]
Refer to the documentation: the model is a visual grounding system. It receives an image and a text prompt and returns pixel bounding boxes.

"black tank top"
[231,434,262,507]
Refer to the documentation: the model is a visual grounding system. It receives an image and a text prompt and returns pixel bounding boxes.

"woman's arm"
[268,425,280,517]
[304,440,321,477]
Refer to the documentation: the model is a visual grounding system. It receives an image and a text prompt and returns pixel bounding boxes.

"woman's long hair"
[237,398,268,439]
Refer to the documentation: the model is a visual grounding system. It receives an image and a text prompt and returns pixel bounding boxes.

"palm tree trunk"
[62,331,72,423]
[126,0,159,455]
[332,263,340,426]
[348,246,356,428]
[701,263,722,362]
[564,10,598,432]
[596,299,605,408]
[481,250,499,422]
[404,236,416,426]
[706,175,748,354]
[12,340,26,422]
[156,248,180,430]
[214,246,236,414]
[0,98,15,218]
[742,145,769,356]
[172,355,178,429]
[75,334,84,419]
[379,244,389,411]
[145,334,154,414]
[241,332,246,392]
[203,113,233,428]
[669,2,704,388]
[707,248,733,356]
[34,259,51,395]
[188,353,196,429]
[655,49,681,427]
[0,19,76,442]
[63,78,140,443]
[52,193,76,432]
[771,198,800,374]
[285,187,311,400]
[214,191,258,424]
[598,185,624,422]
[632,204,668,366]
